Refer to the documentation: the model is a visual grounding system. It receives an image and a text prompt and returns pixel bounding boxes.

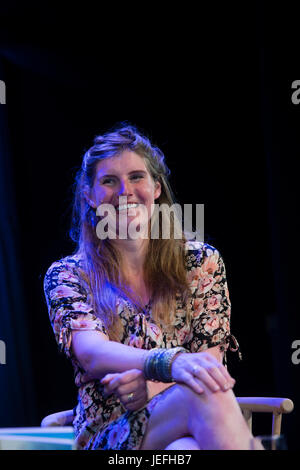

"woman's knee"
[140,384,197,449]
[164,436,201,450]
[197,391,244,435]
[179,383,241,428]
[166,382,237,420]
[141,384,242,450]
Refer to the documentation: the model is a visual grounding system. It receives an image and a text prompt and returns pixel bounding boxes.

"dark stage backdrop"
[0,4,299,449]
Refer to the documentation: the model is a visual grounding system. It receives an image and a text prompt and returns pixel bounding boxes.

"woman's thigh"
[164,437,201,450]
[140,381,245,450]
[140,383,196,450]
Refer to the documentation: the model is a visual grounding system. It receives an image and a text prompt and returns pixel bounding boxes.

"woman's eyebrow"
[128,170,147,175]
[98,170,147,179]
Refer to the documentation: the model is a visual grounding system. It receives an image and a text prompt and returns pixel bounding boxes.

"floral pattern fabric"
[43,241,233,450]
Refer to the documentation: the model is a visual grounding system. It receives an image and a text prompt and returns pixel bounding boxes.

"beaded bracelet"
[143,347,190,382]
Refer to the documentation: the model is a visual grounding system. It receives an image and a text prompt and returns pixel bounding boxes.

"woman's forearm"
[89,341,149,378]
[72,331,150,380]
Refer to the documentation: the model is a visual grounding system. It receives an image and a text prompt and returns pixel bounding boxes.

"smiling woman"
[43,124,258,450]
[87,150,161,241]
[68,125,187,336]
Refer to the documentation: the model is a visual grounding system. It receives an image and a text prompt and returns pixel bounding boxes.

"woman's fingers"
[101,374,122,394]
[101,369,142,392]
[120,394,146,411]
[101,369,147,409]
[203,353,235,385]
[179,372,205,395]
[191,353,235,392]
[119,389,143,405]
[191,364,228,392]
[101,373,119,384]
[172,351,236,394]
[118,374,148,411]
[192,362,234,393]
[116,372,146,398]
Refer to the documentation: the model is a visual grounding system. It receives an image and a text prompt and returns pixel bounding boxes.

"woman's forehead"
[95,150,148,175]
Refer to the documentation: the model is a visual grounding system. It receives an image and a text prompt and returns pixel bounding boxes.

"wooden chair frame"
[41,396,294,438]
[237,397,294,436]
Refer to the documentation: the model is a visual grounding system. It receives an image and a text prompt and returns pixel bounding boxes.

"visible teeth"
[117,203,139,211]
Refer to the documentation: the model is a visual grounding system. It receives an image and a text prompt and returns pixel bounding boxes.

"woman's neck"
[110,238,151,308]
[111,237,148,278]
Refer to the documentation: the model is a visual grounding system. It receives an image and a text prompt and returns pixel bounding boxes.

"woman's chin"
[114,221,149,241]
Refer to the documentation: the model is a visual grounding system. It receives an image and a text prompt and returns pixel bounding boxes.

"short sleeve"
[184,244,234,355]
[43,258,108,358]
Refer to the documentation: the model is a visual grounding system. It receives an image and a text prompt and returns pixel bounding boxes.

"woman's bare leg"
[140,383,259,450]
[164,437,201,450]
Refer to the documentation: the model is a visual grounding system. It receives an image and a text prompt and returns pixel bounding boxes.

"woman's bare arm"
[72,329,233,395]
[71,330,150,380]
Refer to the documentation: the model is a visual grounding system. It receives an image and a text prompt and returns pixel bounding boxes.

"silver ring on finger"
[192,365,201,376]
[127,392,134,402]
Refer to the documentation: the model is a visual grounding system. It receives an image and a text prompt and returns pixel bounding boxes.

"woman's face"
[87,150,161,239]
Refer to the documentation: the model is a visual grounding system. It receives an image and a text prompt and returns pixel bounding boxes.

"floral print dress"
[43,241,238,450]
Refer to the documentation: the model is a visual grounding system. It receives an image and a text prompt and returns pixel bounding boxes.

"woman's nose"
[118,179,133,196]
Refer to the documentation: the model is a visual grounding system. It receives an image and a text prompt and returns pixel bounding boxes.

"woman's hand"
[171,351,236,395]
[101,369,148,411]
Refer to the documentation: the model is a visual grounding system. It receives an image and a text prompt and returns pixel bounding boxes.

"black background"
[0,2,299,450]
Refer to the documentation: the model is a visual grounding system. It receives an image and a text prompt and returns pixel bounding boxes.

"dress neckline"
[143,298,152,313]
[121,296,152,316]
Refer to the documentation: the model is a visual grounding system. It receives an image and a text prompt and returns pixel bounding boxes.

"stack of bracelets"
[143,347,190,382]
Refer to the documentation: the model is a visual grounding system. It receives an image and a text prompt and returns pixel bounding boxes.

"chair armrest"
[236,397,294,414]
[41,409,75,427]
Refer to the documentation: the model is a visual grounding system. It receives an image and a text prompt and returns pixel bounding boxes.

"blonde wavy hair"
[70,124,192,341]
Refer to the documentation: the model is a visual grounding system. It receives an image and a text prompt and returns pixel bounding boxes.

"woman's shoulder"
[185,240,220,256]
[184,240,221,268]
[44,252,84,278]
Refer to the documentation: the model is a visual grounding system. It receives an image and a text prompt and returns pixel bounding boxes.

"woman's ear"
[83,187,97,209]
[154,180,161,200]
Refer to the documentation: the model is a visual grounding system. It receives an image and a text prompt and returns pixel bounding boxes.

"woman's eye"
[130,174,144,181]
[101,174,144,185]
[102,178,115,185]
